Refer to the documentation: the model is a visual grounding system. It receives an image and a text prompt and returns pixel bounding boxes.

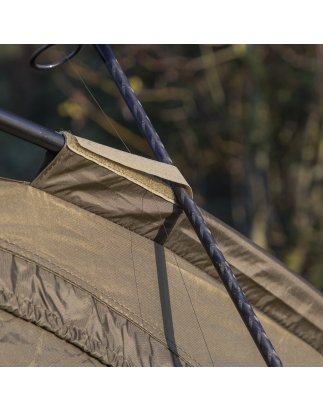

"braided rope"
[95,44,283,367]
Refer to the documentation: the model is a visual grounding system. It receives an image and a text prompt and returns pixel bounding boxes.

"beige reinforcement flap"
[65,133,193,202]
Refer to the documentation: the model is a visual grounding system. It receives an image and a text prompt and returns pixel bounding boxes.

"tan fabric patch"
[65,133,192,203]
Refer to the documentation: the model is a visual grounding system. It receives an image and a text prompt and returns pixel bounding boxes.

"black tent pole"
[94,44,283,367]
[0,108,64,152]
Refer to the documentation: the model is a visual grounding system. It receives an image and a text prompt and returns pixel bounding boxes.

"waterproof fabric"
[0,133,323,366]
[0,248,187,367]
[2,180,323,366]
[0,309,104,367]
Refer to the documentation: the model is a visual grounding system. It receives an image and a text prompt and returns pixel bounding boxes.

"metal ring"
[29,44,83,70]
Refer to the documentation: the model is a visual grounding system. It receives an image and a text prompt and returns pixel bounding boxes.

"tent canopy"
[0,132,322,366]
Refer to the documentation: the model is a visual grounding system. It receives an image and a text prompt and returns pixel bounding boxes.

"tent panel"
[0,248,188,367]
[0,309,104,367]
[1,178,322,366]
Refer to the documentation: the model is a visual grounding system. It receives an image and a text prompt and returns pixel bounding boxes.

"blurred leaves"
[1,44,323,291]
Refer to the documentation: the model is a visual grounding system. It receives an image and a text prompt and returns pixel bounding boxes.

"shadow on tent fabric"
[153,201,183,245]
[154,207,183,367]
[154,242,183,367]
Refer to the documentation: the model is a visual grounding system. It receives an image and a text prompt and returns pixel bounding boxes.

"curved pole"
[94,44,283,367]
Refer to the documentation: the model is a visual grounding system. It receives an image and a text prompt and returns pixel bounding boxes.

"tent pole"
[94,44,283,367]
[0,108,64,152]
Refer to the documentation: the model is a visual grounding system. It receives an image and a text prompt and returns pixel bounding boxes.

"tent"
[0,44,323,367]
[1,131,323,366]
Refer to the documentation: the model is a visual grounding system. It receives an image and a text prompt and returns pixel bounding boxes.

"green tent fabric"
[0,132,323,366]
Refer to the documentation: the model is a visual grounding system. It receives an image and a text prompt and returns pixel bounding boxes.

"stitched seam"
[82,152,173,199]
[0,287,133,367]
[0,238,200,366]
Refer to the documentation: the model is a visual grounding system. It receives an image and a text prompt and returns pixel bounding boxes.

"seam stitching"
[0,287,133,366]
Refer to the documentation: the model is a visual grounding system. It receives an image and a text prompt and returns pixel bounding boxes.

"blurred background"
[1,44,323,291]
